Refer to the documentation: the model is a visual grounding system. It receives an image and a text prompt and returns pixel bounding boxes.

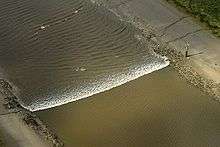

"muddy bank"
[92,0,220,101]
[153,37,220,100]
[0,79,63,147]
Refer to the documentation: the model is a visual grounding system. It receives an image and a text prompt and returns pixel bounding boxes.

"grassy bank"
[167,0,220,37]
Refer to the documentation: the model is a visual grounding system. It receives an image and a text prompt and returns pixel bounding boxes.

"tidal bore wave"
[0,0,169,111]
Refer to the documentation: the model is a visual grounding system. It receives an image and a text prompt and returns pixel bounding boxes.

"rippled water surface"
[0,0,168,111]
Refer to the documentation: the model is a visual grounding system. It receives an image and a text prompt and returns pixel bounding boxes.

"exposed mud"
[0,79,64,147]
[93,0,220,102]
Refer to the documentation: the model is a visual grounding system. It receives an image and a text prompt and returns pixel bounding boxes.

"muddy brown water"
[0,0,168,111]
[37,67,220,147]
[1,0,220,146]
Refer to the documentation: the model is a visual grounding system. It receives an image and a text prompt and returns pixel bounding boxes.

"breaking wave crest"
[25,57,169,111]
[0,0,169,111]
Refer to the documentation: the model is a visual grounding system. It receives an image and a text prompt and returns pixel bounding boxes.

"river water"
[1,0,220,146]
[37,67,220,147]
[0,0,168,111]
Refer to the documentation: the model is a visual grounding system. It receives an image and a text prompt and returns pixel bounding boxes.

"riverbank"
[93,0,220,101]
[166,0,220,37]
[0,0,219,146]
[0,79,63,147]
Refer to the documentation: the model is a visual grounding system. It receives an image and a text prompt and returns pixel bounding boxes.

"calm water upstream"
[0,0,168,111]
[37,67,220,147]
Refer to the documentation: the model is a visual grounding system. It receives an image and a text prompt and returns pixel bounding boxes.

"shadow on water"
[37,67,220,147]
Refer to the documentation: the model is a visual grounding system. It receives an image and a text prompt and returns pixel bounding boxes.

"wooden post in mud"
[185,42,190,58]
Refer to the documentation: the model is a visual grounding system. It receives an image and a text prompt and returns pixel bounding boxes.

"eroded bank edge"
[0,79,64,147]
[92,0,220,101]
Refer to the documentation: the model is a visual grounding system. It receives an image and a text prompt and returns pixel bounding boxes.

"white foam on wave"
[23,56,169,112]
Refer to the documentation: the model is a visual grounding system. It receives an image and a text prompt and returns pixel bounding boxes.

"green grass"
[167,0,220,37]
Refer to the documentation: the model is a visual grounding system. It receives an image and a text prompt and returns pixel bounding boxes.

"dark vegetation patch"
[0,137,5,147]
[167,0,220,37]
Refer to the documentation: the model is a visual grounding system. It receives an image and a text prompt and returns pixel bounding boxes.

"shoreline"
[93,0,220,100]
[153,38,220,100]
[0,79,64,147]
[0,0,219,146]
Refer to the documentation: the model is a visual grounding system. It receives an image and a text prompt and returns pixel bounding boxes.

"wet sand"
[0,81,63,147]
[0,93,50,147]
[37,67,220,147]
[0,113,49,147]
